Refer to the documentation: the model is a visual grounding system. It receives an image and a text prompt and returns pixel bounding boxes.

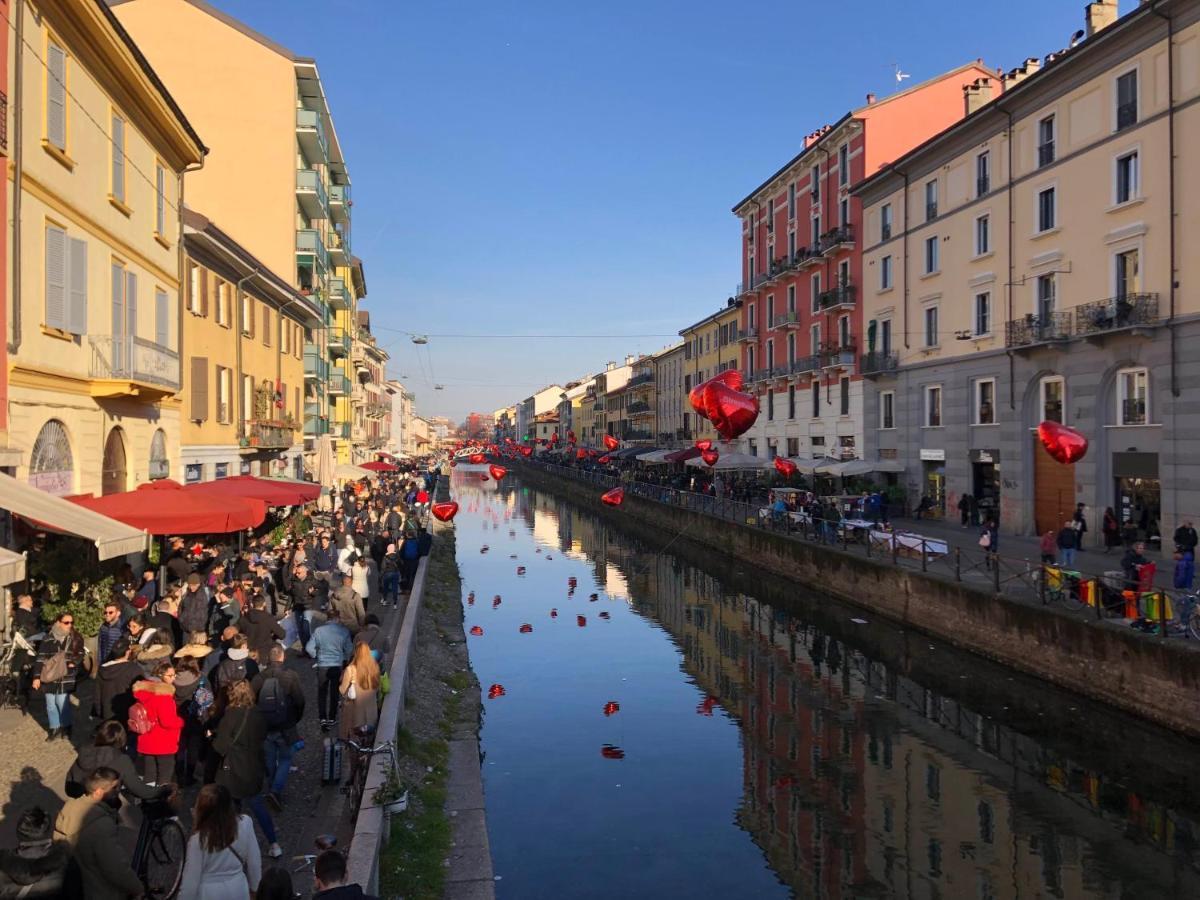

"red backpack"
[127,701,153,735]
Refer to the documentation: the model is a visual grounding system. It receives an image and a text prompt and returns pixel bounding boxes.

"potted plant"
[373,770,408,815]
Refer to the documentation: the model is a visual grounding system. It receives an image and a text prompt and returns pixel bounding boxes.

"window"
[44,224,87,334]
[1037,187,1056,232]
[880,391,895,429]
[1040,376,1064,423]
[748,302,756,329]
[787,284,796,312]
[766,339,775,370]
[840,196,849,226]
[767,389,774,421]
[1116,69,1138,130]
[788,386,796,419]
[241,374,253,427]
[154,288,169,348]
[1038,115,1056,167]
[881,318,892,355]
[747,347,755,376]
[839,144,849,186]
[766,294,775,327]
[767,199,774,233]
[811,215,821,246]
[811,381,821,418]
[788,182,796,219]
[110,113,126,205]
[924,306,939,347]
[924,236,938,274]
[974,292,991,336]
[974,379,996,425]
[838,258,850,288]
[188,263,204,315]
[1037,273,1056,318]
[215,279,229,327]
[787,230,796,259]
[810,165,820,200]
[1116,151,1139,204]
[880,203,892,241]
[840,377,850,416]
[838,315,850,348]
[810,324,821,355]
[880,255,893,290]
[924,385,942,427]
[787,332,796,365]
[46,42,67,152]
[810,274,821,313]
[976,151,990,196]
[925,180,938,221]
[975,214,990,255]
[155,164,167,239]
[1116,248,1140,297]
[216,366,232,423]
[1118,368,1148,425]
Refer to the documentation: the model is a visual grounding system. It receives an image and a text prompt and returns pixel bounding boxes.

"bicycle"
[292,833,338,874]
[341,725,400,819]
[132,795,186,899]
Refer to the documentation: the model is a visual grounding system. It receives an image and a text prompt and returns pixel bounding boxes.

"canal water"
[451,469,1200,899]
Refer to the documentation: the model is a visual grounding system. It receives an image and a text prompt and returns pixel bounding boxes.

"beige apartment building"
[856,0,1200,543]
[7,0,204,496]
[653,343,687,447]
[350,309,390,463]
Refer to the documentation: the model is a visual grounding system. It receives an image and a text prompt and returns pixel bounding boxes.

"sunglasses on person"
[61,619,74,626]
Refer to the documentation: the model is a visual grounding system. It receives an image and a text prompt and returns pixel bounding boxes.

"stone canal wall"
[517,463,1200,739]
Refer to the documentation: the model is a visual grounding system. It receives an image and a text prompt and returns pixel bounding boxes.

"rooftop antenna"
[893,64,910,85]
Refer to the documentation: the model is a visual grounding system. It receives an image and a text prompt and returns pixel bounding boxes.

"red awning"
[359,461,399,473]
[188,475,319,507]
[71,479,267,535]
[664,447,702,463]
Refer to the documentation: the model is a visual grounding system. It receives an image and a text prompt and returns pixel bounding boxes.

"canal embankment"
[516,462,1200,740]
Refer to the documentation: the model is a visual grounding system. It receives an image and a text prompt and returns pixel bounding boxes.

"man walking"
[1057,519,1079,569]
[307,608,353,733]
[253,645,306,810]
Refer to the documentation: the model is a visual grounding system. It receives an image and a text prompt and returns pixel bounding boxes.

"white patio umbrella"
[334,463,377,482]
[836,459,905,477]
[685,452,775,471]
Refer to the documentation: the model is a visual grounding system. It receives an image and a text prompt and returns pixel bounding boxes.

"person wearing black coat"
[32,613,87,741]
[9,595,42,712]
[94,639,141,723]
[240,596,285,661]
[289,564,320,651]
[213,682,280,857]
[65,720,165,801]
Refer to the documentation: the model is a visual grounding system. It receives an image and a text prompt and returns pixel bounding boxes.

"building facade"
[180,210,320,482]
[388,380,416,456]
[516,385,564,445]
[623,357,656,444]
[732,61,999,462]
[653,343,687,447]
[350,307,389,462]
[8,0,204,496]
[680,303,743,445]
[856,0,1200,541]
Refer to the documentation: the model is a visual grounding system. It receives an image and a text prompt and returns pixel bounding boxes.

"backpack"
[257,675,290,729]
[189,678,214,720]
[128,701,153,734]
[179,587,210,635]
[217,657,246,687]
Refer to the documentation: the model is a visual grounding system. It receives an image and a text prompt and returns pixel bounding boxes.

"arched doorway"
[102,427,127,496]
[29,419,73,496]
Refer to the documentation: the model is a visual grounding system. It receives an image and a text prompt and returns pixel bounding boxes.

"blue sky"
[216,0,1095,422]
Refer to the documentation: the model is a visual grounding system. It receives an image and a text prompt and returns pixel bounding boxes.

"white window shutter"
[111,116,125,202]
[126,271,138,339]
[45,225,67,331]
[67,237,87,335]
[47,46,66,150]
[155,289,169,347]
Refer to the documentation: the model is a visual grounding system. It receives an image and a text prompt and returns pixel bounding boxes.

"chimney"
[624,354,635,366]
[1001,57,1041,88]
[1085,0,1118,36]
[865,92,876,105]
[963,77,993,115]
[606,361,616,372]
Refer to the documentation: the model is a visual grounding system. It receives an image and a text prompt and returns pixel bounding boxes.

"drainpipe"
[1002,106,1016,411]
[1152,0,1178,398]
[234,271,256,441]
[9,0,24,356]
[176,161,204,391]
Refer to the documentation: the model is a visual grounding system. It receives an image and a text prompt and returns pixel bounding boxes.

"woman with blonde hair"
[338,640,380,741]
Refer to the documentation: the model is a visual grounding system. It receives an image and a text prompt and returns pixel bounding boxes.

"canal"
[451,469,1200,899]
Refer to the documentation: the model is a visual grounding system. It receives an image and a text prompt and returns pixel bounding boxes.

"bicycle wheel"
[142,818,186,900]
[1188,604,1200,641]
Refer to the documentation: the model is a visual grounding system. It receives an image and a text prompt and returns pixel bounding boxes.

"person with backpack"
[399,529,421,593]
[252,645,306,811]
[329,575,366,636]
[211,634,256,694]
[31,611,86,742]
[179,574,211,638]
[379,543,401,608]
[130,659,184,786]
[172,649,213,787]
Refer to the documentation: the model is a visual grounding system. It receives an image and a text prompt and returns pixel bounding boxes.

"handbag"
[220,712,249,773]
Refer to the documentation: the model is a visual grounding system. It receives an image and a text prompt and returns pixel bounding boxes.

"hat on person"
[174,641,213,659]
[186,573,202,587]
[15,807,52,843]
[138,644,172,662]
[226,647,249,661]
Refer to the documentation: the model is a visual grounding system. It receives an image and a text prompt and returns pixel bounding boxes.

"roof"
[680,302,742,336]
[109,0,298,59]
[731,60,995,213]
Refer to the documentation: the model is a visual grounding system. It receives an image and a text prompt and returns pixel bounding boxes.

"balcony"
[819,225,855,254]
[328,327,350,357]
[794,246,822,269]
[297,171,327,221]
[736,326,760,343]
[622,428,654,442]
[329,228,350,267]
[626,401,653,417]
[1006,312,1071,349]
[329,183,350,225]
[817,284,857,311]
[246,420,297,450]
[304,351,329,381]
[1074,293,1159,340]
[860,351,899,378]
[327,276,349,310]
[820,340,858,368]
[296,107,328,164]
[790,354,820,376]
[88,335,180,399]
[328,373,351,395]
[296,228,330,273]
[303,413,329,437]
[769,310,799,330]
[738,271,773,296]
[627,371,655,388]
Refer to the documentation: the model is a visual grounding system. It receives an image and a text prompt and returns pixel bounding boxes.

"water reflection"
[455,472,1200,899]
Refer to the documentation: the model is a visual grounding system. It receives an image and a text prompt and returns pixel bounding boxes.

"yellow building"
[179,209,322,482]
[679,302,743,443]
[112,0,357,467]
[856,0,1200,537]
[8,0,205,495]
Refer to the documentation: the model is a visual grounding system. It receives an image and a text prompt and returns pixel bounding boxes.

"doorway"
[102,427,127,496]
[1033,434,1074,534]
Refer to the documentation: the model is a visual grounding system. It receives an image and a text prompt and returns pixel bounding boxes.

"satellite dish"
[412,335,429,345]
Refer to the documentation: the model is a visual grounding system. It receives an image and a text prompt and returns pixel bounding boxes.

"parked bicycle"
[341,724,400,819]
[133,795,186,899]
[292,832,338,874]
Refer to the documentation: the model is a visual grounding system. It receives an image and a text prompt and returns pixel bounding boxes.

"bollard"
[1094,580,1102,620]
[892,534,899,567]
[921,540,927,573]
[993,557,1001,594]
[955,547,961,581]
[1159,591,1167,637]
[1039,566,1046,605]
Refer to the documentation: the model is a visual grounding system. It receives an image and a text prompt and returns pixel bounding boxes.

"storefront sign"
[185,464,203,484]
[879,448,898,460]
[919,449,945,462]
[971,450,997,464]
[240,460,251,475]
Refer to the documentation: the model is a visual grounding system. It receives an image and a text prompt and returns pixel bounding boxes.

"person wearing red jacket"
[132,660,184,786]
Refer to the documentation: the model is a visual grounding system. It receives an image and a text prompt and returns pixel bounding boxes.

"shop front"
[971,449,1001,525]
[919,448,946,517]
[1113,451,1160,549]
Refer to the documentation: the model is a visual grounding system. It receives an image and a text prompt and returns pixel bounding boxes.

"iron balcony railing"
[925,202,938,221]
[860,351,899,375]
[1006,312,1072,347]
[622,429,654,441]
[247,420,296,449]
[770,310,799,329]
[626,401,653,415]
[1117,102,1138,131]
[880,223,892,241]
[977,176,990,196]
[820,340,858,367]
[1038,141,1055,168]
[790,354,820,375]
[818,284,857,310]
[1122,399,1148,426]
[737,326,760,343]
[1074,293,1159,336]
[328,374,351,395]
[89,335,180,390]
[627,372,655,387]
[819,225,854,254]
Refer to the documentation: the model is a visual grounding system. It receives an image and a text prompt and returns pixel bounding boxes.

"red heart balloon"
[774,457,797,478]
[516,566,525,574]
[597,455,612,464]
[567,430,576,441]
[479,474,489,482]
[469,626,483,636]
[689,370,745,420]
[488,465,507,481]
[431,502,459,522]
[577,615,587,627]
[603,434,620,451]
[701,448,720,467]
[519,623,533,633]
[600,744,625,759]
[1037,420,1088,464]
[694,439,712,451]
[450,460,458,468]
[603,701,620,716]
[703,382,760,441]
[550,608,558,618]
[468,453,486,464]
[487,684,506,699]
[600,487,625,507]
[520,447,533,457]
[576,449,588,460]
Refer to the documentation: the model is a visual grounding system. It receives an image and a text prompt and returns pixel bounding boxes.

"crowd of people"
[0,464,440,899]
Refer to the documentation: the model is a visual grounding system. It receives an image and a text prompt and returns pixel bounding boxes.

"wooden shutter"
[44,225,67,330]
[111,114,125,203]
[67,237,87,335]
[263,306,271,346]
[155,289,169,347]
[126,272,138,340]
[190,357,208,421]
[46,45,66,150]
[200,268,209,317]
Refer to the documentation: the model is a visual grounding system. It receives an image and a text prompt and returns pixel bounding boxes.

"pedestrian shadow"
[0,766,63,845]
